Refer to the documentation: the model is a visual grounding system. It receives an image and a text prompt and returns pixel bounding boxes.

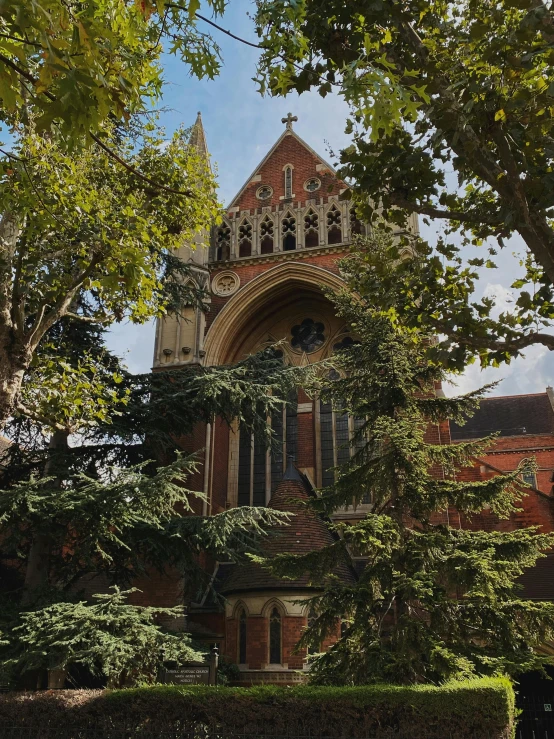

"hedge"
[0,678,515,738]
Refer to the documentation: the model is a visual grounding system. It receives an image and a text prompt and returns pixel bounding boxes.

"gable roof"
[219,466,355,595]
[450,392,554,440]
[228,127,338,210]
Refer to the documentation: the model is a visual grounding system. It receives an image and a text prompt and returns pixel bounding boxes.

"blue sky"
[106,0,553,398]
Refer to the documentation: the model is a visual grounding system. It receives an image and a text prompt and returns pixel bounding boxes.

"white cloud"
[481,282,515,319]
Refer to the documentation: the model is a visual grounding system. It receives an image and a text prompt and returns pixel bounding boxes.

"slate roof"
[450,393,554,440]
[219,465,356,594]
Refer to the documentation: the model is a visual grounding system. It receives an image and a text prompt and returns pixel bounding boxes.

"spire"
[190,111,209,160]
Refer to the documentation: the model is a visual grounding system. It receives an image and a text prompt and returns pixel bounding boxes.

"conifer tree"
[261,270,554,685]
[0,313,299,687]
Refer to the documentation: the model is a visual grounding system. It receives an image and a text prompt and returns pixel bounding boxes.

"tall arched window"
[269,607,282,664]
[237,389,298,506]
[284,166,293,199]
[238,608,247,664]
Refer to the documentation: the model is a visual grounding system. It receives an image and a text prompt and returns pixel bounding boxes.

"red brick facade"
[150,120,554,684]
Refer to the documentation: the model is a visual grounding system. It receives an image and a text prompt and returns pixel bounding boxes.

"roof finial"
[281,112,298,131]
[283,454,302,481]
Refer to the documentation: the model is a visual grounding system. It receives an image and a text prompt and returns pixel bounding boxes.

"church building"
[150,113,554,684]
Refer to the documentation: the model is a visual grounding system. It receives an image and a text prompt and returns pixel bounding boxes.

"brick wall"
[231,133,344,212]
[206,249,345,329]
[476,434,554,496]
[222,614,310,669]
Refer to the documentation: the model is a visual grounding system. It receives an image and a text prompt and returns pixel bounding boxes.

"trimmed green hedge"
[0,678,515,738]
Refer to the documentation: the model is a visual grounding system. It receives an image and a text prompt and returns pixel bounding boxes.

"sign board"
[160,648,219,686]
[162,663,211,685]
[545,704,552,712]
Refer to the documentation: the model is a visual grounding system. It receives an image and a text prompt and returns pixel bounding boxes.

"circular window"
[304,177,321,192]
[290,318,326,354]
[256,185,273,200]
[212,271,240,297]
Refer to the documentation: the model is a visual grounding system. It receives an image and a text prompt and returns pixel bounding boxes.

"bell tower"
[152,112,211,369]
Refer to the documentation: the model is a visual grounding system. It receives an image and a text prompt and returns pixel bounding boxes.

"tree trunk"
[0,327,30,432]
[22,430,69,604]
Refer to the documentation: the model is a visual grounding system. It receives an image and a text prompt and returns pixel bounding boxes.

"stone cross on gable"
[281,112,298,130]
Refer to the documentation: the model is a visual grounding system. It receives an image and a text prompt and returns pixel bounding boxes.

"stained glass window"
[284,166,292,199]
[320,400,334,489]
[304,177,320,192]
[269,607,282,664]
[522,471,537,488]
[237,388,297,506]
[238,609,247,664]
[290,318,325,353]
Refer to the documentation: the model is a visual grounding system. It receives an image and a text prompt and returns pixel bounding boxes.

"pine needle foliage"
[262,291,554,685]
[4,587,202,686]
[0,314,301,686]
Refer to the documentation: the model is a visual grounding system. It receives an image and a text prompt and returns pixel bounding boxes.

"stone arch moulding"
[261,597,287,618]
[232,599,250,618]
[203,262,346,366]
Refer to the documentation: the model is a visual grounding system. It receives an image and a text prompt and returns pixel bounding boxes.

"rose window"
[304,177,321,192]
[290,318,325,353]
[257,185,273,200]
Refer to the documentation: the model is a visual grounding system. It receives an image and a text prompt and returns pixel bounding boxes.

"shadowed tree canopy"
[257,282,554,685]
[0,314,302,686]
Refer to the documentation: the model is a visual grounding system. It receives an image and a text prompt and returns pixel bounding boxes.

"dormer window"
[284,165,293,199]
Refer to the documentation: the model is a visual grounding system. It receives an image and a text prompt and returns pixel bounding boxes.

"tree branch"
[0,53,195,198]
[25,253,104,349]
[15,402,67,432]
[88,133,195,198]
[435,322,554,353]
[388,193,503,226]
[65,312,109,324]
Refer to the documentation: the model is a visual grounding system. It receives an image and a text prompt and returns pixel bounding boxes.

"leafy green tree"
[340,231,554,371]
[0,313,299,686]
[0,0,224,141]
[255,0,554,358]
[0,119,217,429]
[259,286,554,684]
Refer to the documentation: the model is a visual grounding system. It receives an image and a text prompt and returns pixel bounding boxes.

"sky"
[105,0,554,399]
